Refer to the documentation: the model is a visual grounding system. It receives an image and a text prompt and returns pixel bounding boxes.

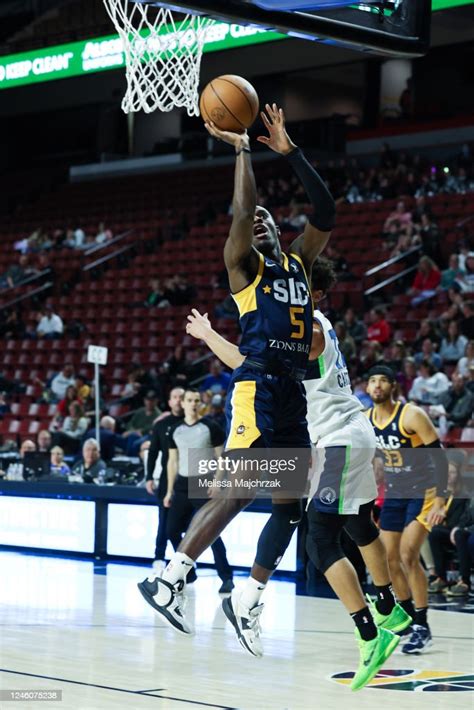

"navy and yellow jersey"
[232,251,313,373]
[367,401,435,493]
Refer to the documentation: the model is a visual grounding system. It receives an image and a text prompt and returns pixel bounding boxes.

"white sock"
[240,577,266,609]
[162,552,195,586]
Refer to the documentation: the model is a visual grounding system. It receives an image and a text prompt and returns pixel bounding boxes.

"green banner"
[0,23,285,91]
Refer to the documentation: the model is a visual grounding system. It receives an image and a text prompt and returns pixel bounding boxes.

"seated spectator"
[431,374,474,431]
[440,284,464,322]
[408,360,449,405]
[164,274,196,306]
[36,305,64,339]
[343,307,367,345]
[0,309,26,339]
[416,213,441,262]
[205,393,226,431]
[75,375,91,403]
[457,255,474,294]
[367,307,391,345]
[447,498,474,596]
[83,416,125,462]
[0,255,37,289]
[441,254,465,290]
[459,300,473,338]
[428,462,469,593]
[414,338,442,370]
[390,231,413,258]
[200,360,231,395]
[383,199,412,233]
[439,320,469,364]
[385,340,407,374]
[409,256,441,306]
[95,222,113,245]
[37,429,52,453]
[397,357,417,400]
[50,364,76,402]
[356,340,384,375]
[334,321,355,362]
[352,378,372,408]
[458,243,474,272]
[413,318,440,351]
[167,345,190,384]
[124,390,161,439]
[325,245,354,281]
[70,438,106,484]
[50,385,77,428]
[215,293,239,321]
[456,340,474,378]
[144,278,169,308]
[51,401,89,455]
[0,392,11,417]
[50,446,71,476]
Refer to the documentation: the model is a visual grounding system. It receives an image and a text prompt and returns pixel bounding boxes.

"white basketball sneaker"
[137,576,194,635]
[222,589,264,658]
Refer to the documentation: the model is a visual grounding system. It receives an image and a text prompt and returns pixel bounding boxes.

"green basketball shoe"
[351,627,400,691]
[366,594,412,633]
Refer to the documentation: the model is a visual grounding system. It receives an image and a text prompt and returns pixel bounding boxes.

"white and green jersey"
[304,310,363,443]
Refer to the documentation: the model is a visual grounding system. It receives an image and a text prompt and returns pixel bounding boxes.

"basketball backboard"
[142,1,431,56]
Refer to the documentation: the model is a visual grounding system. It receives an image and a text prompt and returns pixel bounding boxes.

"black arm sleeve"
[286,148,336,232]
[425,440,449,497]
[146,423,162,481]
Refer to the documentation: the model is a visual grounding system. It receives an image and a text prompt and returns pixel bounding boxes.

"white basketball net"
[102,1,214,115]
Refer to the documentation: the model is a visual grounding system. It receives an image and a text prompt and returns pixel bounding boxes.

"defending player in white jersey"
[186,258,410,691]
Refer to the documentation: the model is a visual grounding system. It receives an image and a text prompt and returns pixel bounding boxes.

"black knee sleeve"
[255,501,302,570]
[306,506,346,574]
[344,501,379,547]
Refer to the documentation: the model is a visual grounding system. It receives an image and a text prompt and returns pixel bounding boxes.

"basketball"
[199,75,259,132]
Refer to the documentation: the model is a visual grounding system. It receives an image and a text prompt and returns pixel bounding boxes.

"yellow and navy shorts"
[380,487,437,533]
[224,364,310,451]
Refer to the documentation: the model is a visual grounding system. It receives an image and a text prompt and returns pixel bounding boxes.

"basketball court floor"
[0,550,472,709]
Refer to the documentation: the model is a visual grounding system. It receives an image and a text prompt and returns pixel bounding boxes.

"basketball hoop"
[102,0,214,115]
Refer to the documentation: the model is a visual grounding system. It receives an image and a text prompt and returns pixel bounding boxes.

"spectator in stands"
[428,462,469,593]
[50,364,75,402]
[75,375,90,403]
[200,359,231,395]
[383,199,412,234]
[83,416,124,462]
[50,446,71,477]
[352,377,372,408]
[432,374,474,430]
[441,254,465,291]
[416,213,441,262]
[51,401,89,455]
[414,338,442,370]
[385,340,407,375]
[206,393,226,431]
[143,278,169,308]
[124,391,161,439]
[390,230,413,258]
[367,307,391,345]
[325,245,354,281]
[0,255,37,289]
[37,429,52,453]
[95,222,113,245]
[397,357,417,399]
[164,274,196,306]
[0,392,11,417]
[439,320,469,364]
[53,385,78,423]
[334,322,356,362]
[214,293,239,321]
[408,360,450,405]
[457,255,474,294]
[410,256,441,306]
[459,301,473,338]
[70,438,106,484]
[167,345,190,385]
[357,340,384,376]
[36,305,64,339]
[343,307,367,344]
[0,309,26,339]
[446,499,474,596]
[413,318,440,351]
[455,340,474,378]
[73,223,86,249]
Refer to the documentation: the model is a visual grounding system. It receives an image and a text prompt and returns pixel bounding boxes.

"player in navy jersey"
[138,103,335,643]
[366,366,449,654]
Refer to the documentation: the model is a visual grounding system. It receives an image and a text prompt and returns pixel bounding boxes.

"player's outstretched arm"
[258,103,335,273]
[186,308,244,370]
[403,404,449,526]
[204,122,258,288]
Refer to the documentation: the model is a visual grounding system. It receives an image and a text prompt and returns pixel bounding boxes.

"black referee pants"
[166,474,233,582]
